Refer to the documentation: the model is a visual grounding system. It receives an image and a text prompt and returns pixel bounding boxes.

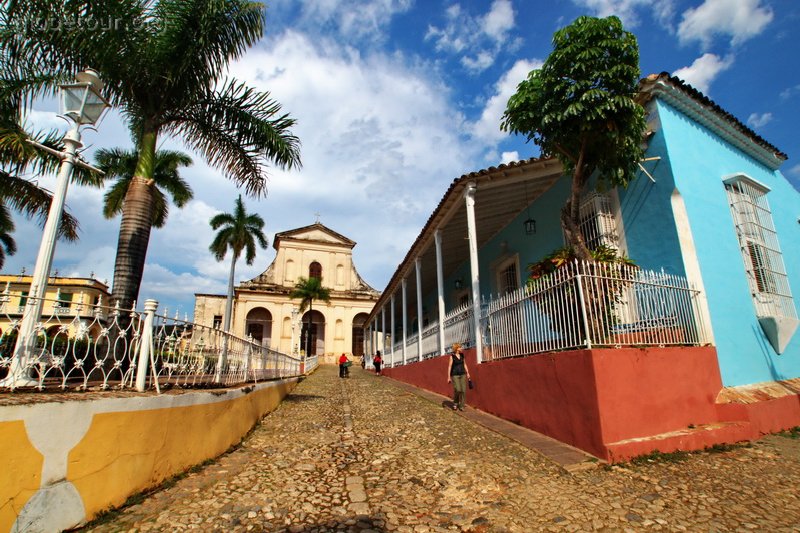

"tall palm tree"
[289,276,331,357]
[209,195,268,339]
[1,0,301,312]
[96,147,193,228]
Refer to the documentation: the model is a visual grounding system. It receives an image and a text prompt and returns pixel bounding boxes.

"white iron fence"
[483,261,707,360]
[0,296,305,391]
[382,261,707,368]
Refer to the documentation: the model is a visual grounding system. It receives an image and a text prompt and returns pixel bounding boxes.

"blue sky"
[9,0,800,319]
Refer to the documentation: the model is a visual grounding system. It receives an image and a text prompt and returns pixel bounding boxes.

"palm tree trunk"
[223,252,237,334]
[306,300,313,357]
[111,130,158,312]
[216,251,238,383]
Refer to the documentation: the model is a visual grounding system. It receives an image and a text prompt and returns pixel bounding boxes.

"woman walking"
[447,343,471,411]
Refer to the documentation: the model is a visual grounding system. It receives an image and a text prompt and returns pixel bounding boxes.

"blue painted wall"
[656,99,800,386]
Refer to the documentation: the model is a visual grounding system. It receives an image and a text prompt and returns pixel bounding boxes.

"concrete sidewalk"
[387,377,597,472]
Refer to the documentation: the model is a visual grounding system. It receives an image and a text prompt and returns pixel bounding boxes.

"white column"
[381,305,386,356]
[465,183,483,364]
[401,278,408,365]
[415,257,423,359]
[390,294,396,366]
[434,229,446,356]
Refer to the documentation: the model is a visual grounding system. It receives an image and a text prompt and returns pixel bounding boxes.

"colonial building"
[0,273,112,341]
[363,73,800,461]
[194,222,380,361]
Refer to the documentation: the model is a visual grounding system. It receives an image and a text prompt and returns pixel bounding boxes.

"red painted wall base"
[382,346,800,462]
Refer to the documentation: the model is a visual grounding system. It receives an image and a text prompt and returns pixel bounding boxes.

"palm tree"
[1,0,301,312]
[0,204,17,268]
[209,195,268,339]
[96,147,193,228]
[289,277,331,357]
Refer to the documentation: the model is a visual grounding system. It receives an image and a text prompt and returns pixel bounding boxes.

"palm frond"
[164,79,301,196]
[151,0,264,109]
[0,170,80,241]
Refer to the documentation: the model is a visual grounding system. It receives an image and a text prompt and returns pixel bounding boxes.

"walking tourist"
[447,343,470,411]
[373,351,382,375]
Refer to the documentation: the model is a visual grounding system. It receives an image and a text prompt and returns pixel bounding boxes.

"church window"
[309,261,322,279]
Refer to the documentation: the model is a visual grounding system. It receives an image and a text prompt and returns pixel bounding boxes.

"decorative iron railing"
[0,296,303,391]
[483,261,708,360]
[381,262,707,368]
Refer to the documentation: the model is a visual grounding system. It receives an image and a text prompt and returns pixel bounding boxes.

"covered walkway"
[85,366,800,532]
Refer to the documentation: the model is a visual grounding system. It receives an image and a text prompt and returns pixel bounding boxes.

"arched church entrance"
[246,307,273,348]
[300,310,325,356]
[352,313,368,356]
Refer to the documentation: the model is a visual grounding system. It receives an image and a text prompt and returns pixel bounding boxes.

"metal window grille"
[498,262,518,295]
[725,179,796,320]
[578,192,619,250]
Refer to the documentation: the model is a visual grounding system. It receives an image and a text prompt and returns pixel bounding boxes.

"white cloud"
[747,112,773,129]
[426,0,516,73]
[224,29,486,289]
[780,84,800,101]
[483,0,515,42]
[678,0,773,48]
[470,58,543,144]
[285,0,413,44]
[787,164,800,178]
[672,53,733,94]
[571,0,675,28]
[500,151,519,164]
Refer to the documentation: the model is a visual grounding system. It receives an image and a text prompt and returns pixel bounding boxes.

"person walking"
[447,343,471,411]
[373,351,382,376]
[339,353,349,378]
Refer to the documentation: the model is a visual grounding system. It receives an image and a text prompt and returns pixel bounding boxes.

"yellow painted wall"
[0,379,296,532]
[0,421,43,533]
[68,382,292,519]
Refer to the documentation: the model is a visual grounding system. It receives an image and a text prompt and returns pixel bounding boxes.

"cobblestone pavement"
[84,366,800,532]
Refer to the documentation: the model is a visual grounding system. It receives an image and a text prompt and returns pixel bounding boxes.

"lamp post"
[290,307,299,355]
[2,69,109,388]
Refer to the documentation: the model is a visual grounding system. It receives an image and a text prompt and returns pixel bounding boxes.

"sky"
[8,0,800,319]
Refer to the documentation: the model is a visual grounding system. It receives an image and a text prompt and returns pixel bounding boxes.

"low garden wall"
[0,378,298,533]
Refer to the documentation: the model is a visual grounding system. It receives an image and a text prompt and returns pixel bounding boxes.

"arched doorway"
[352,313,369,356]
[300,310,325,356]
[246,307,273,347]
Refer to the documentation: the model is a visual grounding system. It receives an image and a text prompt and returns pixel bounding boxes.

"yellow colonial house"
[194,223,380,361]
[0,273,112,341]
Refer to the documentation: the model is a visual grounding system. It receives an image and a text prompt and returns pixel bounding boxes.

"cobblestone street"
[84,365,800,532]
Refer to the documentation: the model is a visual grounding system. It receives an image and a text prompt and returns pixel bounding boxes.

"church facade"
[193,223,380,360]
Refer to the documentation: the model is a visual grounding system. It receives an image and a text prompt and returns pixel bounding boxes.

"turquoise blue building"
[364,73,800,458]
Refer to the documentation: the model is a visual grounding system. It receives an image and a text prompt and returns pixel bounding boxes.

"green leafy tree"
[96,147,193,228]
[1,0,301,312]
[209,195,268,338]
[289,276,331,357]
[501,15,646,261]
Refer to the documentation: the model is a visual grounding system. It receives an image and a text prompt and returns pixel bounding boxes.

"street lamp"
[290,307,299,355]
[1,69,109,388]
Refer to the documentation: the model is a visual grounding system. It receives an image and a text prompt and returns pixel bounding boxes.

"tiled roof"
[639,72,787,163]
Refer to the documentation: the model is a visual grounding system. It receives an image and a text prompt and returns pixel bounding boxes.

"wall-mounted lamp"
[454,278,464,290]
[524,217,537,235]
[523,180,536,235]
